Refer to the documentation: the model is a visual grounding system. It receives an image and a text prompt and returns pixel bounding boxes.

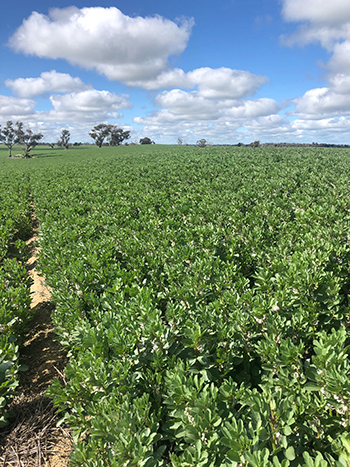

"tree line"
[0,121,72,158]
[0,121,43,158]
[88,124,154,146]
[0,121,154,158]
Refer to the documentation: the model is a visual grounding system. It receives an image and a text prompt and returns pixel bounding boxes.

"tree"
[58,129,70,150]
[89,124,130,147]
[108,127,130,146]
[0,121,19,157]
[250,140,260,147]
[16,122,43,157]
[177,137,183,145]
[196,138,207,148]
[140,137,154,145]
[89,123,114,148]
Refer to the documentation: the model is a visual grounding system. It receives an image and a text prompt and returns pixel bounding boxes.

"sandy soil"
[0,216,72,466]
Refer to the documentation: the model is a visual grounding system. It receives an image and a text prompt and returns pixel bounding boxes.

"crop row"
[8,146,350,465]
[0,163,33,426]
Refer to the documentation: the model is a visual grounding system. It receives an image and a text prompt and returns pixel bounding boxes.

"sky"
[1,0,350,144]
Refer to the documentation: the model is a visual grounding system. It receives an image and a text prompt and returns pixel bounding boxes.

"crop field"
[1,144,350,466]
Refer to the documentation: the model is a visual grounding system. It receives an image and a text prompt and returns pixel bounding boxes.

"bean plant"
[4,144,350,465]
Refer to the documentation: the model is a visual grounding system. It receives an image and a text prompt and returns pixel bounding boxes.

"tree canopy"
[196,138,207,148]
[0,120,43,157]
[16,122,43,157]
[139,137,155,145]
[89,124,130,147]
[57,130,70,150]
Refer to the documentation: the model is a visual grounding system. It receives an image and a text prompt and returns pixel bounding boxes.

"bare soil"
[0,215,72,466]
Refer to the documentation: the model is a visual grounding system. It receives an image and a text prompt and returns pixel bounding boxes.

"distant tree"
[58,129,70,150]
[140,137,154,145]
[89,123,114,148]
[250,140,260,147]
[89,124,130,147]
[108,127,131,146]
[177,137,183,145]
[0,121,20,157]
[15,122,43,157]
[196,138,207,148]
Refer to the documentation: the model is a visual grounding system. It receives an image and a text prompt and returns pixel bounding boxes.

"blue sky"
[1,0,350,144]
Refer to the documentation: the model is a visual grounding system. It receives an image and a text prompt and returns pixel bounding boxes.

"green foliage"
[0,168,33,425]
[89,124,130,147]
[4,144,350,464]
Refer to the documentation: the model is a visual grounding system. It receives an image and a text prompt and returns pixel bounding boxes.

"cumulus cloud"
[291,87,350,119]
[281,0,350,58]
[0,96,36,117]
[0,87,133,138]
[9,7,193,83]
[50,89,131,114]
[149,89,280,121]
[133,114,295,145]
[280,0,350,120]
[224,99,281,119]
[282,0,350,26]
[188,68,268,99]
[5,70,92,98]
[134,87,281,142]
[130,66,268,97]
[38,90,132,124]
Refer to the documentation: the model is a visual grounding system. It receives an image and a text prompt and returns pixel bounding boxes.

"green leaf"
[304,383,320,392]
[284,446,295,461]
[283,426,293,436]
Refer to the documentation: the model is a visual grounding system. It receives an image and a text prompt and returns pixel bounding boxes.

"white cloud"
[146,89,280,122]
[291,86,350,119]
[328,73,350,93]
[5,70,92,98]
[291,116,350,131]
[153,90,222,120]
[0,96,36,117]
[224,99,281,119]
[130,66,268,97]
[9,7,193,84]
[126,69,189,90]
[134,88,281,143]
[280,0,350,56]
[327,40,350,75]
[188,68,268,99]
[0,88,133,142]
[50,89,132,114]
[280,0,350,121]
[282,0,350,26]
[37,90,132,125]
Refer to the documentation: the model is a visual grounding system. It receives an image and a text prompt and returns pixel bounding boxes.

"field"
[1,144,350,466]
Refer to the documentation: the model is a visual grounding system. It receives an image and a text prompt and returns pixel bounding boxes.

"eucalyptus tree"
[58,129,70,150]
[0,121,19,157]
[89,123,114,148]
[89,123,130,147]
[108,127,130,146]
[15,122,43,157]
[0,121,43,157]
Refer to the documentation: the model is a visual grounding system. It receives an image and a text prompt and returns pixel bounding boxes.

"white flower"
[184,407,194,425]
